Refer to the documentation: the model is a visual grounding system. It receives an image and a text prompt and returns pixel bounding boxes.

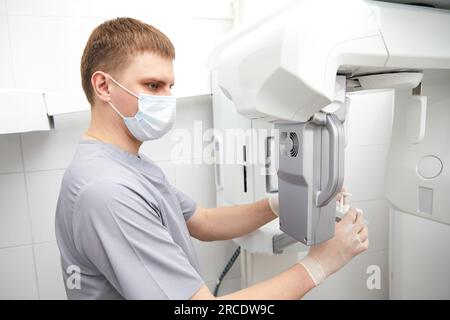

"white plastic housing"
[209,0,450,122]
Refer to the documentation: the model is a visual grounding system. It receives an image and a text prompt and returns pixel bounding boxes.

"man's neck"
[85,112,142,155]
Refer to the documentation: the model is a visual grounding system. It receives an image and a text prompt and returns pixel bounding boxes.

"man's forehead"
[127,51,174,82]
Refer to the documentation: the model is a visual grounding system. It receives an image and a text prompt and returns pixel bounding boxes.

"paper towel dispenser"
[0,89,53,134]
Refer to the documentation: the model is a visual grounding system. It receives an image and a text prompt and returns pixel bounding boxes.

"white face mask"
[106,74,176,142]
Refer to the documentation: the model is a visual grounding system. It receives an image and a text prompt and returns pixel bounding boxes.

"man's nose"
[161,86,172,96]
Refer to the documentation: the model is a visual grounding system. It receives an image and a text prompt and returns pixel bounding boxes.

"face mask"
[106,74,176,142]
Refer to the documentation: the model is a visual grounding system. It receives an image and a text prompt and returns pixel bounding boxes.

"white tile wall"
[7,15,102,93]
[5,0,105,17]
[5,0,191,20]
[33,242,67,300]
[3,1,233,100]
[0,15,15,87]
[21,112,91,171]
[140,128,181,162]
[0,173,32,248]
[345,90,394,147]
[304,250,389,300]
[344,144,390,202]
[390,210,450,299]
[0,133,22,173]
[174,19,232,96]
[174,96,214,133]
[193,239,241,283]
[26,170,65,243]
[191,0,233,20]
[0,245,39,299]
[235,0,293,25]
[0,0,6,15]
[351,199,390,253]
[175,163,217,208]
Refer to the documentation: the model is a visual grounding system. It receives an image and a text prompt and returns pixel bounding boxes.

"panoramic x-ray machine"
[210,0,450,252]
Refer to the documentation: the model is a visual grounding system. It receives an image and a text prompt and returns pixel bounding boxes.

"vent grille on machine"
[289,132,299,157]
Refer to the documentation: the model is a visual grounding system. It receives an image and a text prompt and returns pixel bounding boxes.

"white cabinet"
[211,72,279,206]
[212,72,253,205]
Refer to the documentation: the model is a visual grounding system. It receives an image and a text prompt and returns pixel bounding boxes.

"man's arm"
[186,189,349,242]
[186,198,276,241]
[192,262,315,300]
[190,208,369,300]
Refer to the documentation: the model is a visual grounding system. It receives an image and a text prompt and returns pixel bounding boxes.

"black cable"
[213,246,241,297]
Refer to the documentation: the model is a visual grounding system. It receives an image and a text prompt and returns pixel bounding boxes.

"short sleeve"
[171,186,197,221]
[73,179,204,300]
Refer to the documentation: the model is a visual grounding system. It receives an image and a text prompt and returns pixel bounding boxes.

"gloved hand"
[335,187,351,207]
[300,207,369,286]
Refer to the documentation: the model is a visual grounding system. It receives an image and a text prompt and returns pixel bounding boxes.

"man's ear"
[91,71,111,103]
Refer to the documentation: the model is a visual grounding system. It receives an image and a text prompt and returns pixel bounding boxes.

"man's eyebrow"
[141,77,174,86]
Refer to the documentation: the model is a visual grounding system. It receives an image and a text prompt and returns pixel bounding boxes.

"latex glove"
[335,191,369,225]
[300,207,369,286]
[268,193,279,217]
[335,187,351,206]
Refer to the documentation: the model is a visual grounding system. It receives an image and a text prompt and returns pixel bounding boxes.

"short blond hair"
[80,17,175,105]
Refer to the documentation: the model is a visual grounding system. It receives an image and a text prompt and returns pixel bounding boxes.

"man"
[55,17,368,300]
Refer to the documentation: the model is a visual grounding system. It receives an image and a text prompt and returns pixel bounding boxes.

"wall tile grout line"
[0,170,24,176]
[0,239,57,251]
[19,133,41,299]
[0,242,33,250]
[0,168,66,176]
[25,167,67,175]
[345,143,391,149]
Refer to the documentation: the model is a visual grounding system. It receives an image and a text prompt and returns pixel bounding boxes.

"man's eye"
[148,83,159,90]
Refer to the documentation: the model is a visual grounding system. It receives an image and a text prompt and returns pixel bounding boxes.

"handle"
[315,113,345,207]
[265,136,278,194]
[242,145,248,193]
[213,136,224,191]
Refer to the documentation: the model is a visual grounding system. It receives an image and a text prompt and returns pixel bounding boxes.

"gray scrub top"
[55,139,204,300]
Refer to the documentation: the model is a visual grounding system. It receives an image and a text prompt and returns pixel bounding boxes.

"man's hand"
[300,207,369,286]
